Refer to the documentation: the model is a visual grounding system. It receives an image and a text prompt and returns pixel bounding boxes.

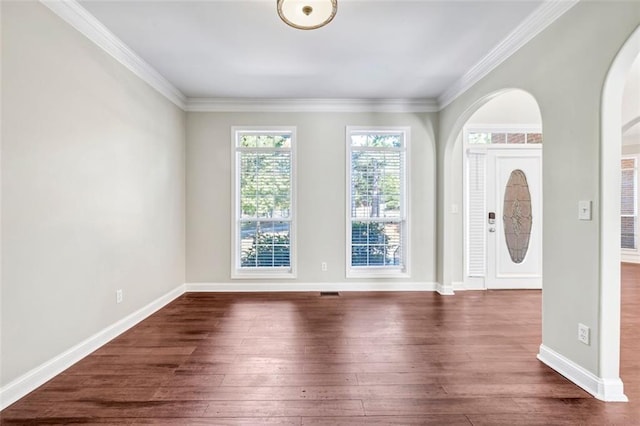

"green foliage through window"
[241,226,290,267]
[351,222,400,266]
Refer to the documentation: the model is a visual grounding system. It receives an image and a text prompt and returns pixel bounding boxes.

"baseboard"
[0,284,186,411]
[436,282,455,295]
[452,281,466,291]
[454,279,486,291]
[537,344,628,402]
[186,282,438,292]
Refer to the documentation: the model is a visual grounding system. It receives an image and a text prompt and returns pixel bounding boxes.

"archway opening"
[620,51,640,402]
[599,24,640,402]
[461,90,542,290]
[441,89,542,294]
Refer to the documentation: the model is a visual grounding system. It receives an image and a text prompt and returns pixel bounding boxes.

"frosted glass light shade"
[277,0,337,30]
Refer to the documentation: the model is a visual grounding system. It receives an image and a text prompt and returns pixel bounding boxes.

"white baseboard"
[537,344,628,402]
[436,282,455,295]
[186,282,438,292]
[455,279,486,291]
[1,280,444,410]
[0,284,186,411]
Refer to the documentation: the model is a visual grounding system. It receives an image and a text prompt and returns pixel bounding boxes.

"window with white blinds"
[346,127,409,277]
[232,128,296,278]
[466,151,487,276]
[621,157,637,250]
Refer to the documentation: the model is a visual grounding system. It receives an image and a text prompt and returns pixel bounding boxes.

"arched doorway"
[461,90,542,290]
[599,24,640,402]
[439,89,542,294]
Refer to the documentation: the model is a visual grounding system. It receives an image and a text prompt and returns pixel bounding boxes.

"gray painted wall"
[438,2,640,376]
[186,112,437,284]
[2,0,639,400]
[1,2,186,386]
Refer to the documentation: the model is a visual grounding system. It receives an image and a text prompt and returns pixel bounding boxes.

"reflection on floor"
[1,267,639,424]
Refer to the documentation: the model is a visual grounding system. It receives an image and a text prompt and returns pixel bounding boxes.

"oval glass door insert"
[503,169,532,264]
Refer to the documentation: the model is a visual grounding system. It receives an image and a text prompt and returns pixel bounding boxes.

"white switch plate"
[116,289,123,304]
[578,200,592,221]
[451,204,459,214]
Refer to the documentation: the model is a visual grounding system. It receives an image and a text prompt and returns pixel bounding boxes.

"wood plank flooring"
[2,265,640,425]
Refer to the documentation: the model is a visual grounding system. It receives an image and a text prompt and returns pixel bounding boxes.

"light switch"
[451,204,459,214]
[578,200,592,221]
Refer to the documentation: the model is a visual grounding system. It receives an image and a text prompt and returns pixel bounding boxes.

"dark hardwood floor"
[2,265,640,425]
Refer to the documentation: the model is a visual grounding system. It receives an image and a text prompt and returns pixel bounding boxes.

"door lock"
[488,212,496,233]
[488,212,496,224]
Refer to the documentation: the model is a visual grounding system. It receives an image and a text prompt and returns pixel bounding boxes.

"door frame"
[462,125,543,290]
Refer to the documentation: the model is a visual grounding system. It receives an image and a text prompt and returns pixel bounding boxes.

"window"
[467,130,543,145]
[621,157,637,250]
[346,127,409,277]
[232,127,295,278]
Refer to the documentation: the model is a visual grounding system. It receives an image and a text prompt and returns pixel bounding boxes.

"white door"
[466,147,542,289]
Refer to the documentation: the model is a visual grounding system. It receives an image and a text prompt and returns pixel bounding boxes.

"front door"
[466,147,542,289]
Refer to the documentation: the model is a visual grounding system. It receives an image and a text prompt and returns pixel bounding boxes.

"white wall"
[186,112,437,285]
[466,89,542,126]
[438,0,640,383]
[1,1,186,386]
[622,136,640,153]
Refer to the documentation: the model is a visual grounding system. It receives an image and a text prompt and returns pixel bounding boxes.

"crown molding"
[40,0,187,109]
[186,97,438,113]
[437,0,580,109]
[39,0,578,114]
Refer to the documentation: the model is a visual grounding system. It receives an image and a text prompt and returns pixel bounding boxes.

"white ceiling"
[77,0,546,102]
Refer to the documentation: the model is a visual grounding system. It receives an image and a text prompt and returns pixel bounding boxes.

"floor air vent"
[320,291,340,297]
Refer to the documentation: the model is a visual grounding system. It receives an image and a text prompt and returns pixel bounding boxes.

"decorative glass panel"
[527,133,543,144]
[507,133,526,144]
[503,170,533,264]
[491,133,506,144]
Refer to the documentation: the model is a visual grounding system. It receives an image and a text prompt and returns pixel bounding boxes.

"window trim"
[231,126,297,279]
[464,124,543,146]
[621,155,638,253]
[345,126,410,278]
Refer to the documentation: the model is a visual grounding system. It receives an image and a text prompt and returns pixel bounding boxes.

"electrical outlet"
[321,262,328,272]
[578,323,590,345]
[116,289,123,304]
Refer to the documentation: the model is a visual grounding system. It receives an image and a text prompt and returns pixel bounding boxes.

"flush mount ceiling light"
[277,0,337,30]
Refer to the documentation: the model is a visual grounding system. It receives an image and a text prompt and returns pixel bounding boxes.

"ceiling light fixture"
[277,0,337,30]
